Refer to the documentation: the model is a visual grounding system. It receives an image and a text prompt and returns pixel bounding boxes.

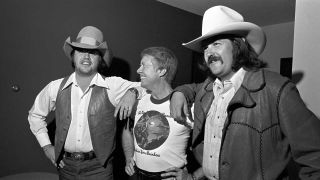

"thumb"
[183,103,189,117]
[114,105,120,117]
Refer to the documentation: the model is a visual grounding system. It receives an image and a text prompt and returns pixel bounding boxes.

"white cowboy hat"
[183,5,266,55]
[63,26,112,66]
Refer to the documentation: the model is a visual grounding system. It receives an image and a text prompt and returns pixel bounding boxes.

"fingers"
[170,104,179,120]
[119,105,125,120]
[183,102,190,118]
[114,103,132,120]
[161,177,176,180]
[116,104,126,120]
[125,164,135,176]
[114,104,120,117]
[125,159,135,176]
[50,159,57,167]
[123,107,131,120]
[164,167,177,172]
[59,160,65,168]
[43,145,57,167]
[115,90,137,119]
[120,106,132,120]
[127,108,132,118]
[161,167,178,179]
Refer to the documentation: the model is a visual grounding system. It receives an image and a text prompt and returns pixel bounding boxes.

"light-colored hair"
[140,47,178,83]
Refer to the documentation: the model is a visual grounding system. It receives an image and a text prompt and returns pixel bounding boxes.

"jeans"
[58,156,113,180]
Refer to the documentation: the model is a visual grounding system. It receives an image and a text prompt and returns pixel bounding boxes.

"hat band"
[76,37,100,46]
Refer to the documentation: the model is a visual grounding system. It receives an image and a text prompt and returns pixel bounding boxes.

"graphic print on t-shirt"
[134,110,170,150]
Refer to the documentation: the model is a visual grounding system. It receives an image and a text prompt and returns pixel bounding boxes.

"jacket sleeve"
[174,81,205,105]
[278,82,320,179]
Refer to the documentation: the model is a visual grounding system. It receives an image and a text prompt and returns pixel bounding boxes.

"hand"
[170,92,191,125]
[42,144,65,168]
[125,158,136,176]
[161,167,191,180]
[114,89,137,120]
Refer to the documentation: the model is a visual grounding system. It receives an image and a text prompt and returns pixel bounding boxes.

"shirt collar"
[61,72,110,90]
[213,68,246,92]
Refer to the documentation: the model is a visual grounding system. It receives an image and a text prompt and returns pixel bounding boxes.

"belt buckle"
[72,152,84,161]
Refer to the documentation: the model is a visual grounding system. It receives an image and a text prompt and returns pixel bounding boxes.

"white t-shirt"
[133,93,193,172]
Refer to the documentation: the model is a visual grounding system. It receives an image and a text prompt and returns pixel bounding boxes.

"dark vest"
[54,77,116,166]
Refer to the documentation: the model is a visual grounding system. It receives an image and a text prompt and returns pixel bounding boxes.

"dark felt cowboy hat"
[183,5,266,55]
[63,26,112,66]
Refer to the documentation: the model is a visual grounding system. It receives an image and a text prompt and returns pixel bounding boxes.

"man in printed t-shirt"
[122,47,193,180]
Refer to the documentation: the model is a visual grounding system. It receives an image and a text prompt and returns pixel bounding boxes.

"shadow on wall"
[280,57,305,85]
[102,57,131,80]
[101,56,132,179]
[291,71,304,85]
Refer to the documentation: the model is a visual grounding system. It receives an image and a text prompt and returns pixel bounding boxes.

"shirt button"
[210,155,212,158]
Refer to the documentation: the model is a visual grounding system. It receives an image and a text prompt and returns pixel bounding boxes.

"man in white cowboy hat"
[28,26,142,180]
[169,5,320,180]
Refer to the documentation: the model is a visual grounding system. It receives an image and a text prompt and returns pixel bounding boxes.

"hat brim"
[63,37,112,66]
[182,22,266,55]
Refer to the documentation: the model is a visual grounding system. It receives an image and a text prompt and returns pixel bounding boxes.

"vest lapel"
[87,85,106,128]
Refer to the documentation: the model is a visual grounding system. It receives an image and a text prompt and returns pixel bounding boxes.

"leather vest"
[54,78,116,166]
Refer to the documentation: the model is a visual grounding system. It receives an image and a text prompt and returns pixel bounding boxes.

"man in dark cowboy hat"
[28,26,141,180]
[169,5,320,180]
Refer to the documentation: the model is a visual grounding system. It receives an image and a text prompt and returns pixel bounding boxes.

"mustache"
[207,54,222,64]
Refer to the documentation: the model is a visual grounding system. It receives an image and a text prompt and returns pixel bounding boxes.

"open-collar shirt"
[202,68,246,179]
[28,73,140,152]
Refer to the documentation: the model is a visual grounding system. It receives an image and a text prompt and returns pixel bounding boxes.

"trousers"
[58,154,113,180]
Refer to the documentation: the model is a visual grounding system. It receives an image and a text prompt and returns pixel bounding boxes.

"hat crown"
[76,26,104,46]
[202,5,244,35]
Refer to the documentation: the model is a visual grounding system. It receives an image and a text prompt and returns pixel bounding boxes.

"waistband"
[135,166,165,179]
[64,151,96,161]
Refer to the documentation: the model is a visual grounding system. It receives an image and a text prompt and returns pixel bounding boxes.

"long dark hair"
[231,37,267,71]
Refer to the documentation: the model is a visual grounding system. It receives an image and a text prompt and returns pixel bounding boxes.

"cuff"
[36,133,51,147]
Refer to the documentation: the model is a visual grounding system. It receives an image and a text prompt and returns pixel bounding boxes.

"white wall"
[260,22,294,73]
[293,0,320,117]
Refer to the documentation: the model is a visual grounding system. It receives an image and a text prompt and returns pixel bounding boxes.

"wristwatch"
[128,87,139,98]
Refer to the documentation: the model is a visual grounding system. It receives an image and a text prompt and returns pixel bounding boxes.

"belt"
[135,166,165,179]
[64,151,96,161]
